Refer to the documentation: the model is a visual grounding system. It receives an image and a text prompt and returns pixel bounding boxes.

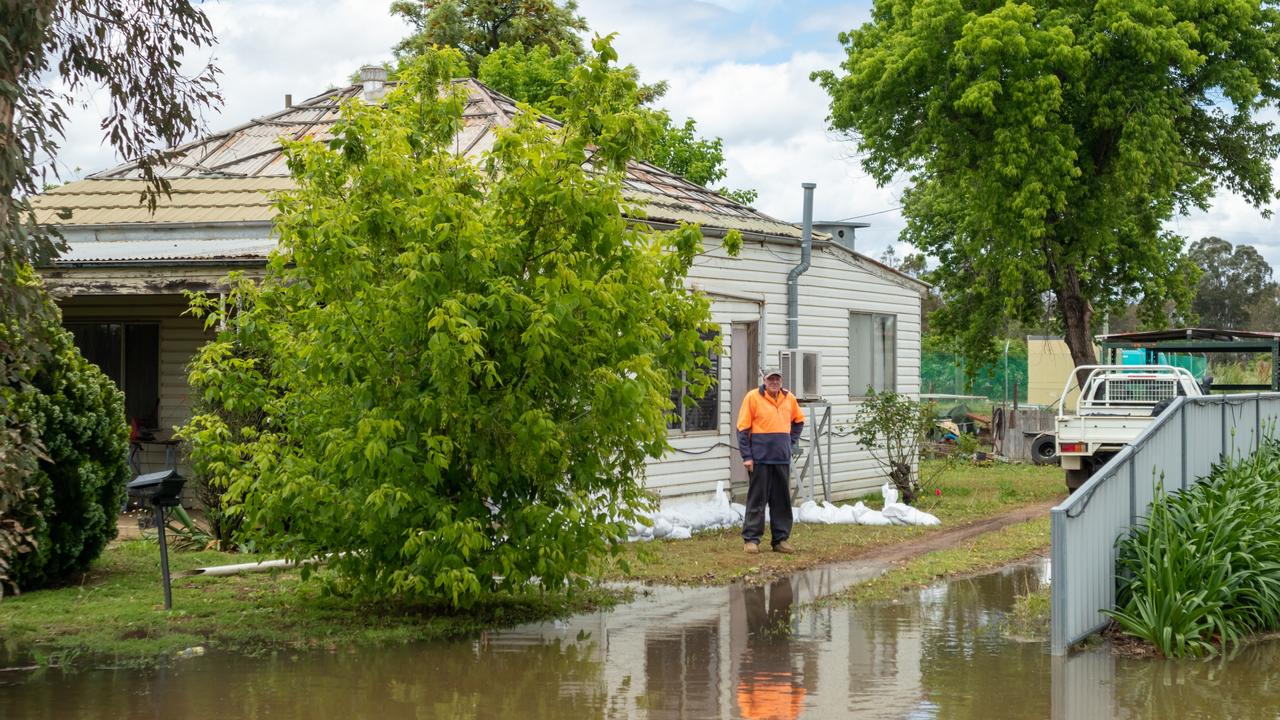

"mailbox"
[127,468,186,610]
[127,469,186,508]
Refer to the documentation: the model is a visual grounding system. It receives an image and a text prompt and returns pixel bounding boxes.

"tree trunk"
[1055,265,1099,387]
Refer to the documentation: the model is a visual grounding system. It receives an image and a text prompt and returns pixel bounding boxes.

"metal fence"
[1050,393,1280,655]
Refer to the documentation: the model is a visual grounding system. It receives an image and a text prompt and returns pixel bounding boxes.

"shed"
[33,77,926,504]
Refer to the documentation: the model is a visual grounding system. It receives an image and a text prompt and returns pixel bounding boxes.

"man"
[737,367,805,554]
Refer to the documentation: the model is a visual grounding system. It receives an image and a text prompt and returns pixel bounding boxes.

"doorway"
[729,321,760,499]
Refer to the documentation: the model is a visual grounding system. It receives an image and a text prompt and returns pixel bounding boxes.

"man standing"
[737,367,805,554]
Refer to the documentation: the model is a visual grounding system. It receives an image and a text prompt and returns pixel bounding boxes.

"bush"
[182,44,728,607]
[847,389,936,504]
[6,277,129,591]
[1108,440,1280,657]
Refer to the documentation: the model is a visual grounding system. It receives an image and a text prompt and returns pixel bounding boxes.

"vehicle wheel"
[1065,467,1091,492]
[1030,434,1059,466]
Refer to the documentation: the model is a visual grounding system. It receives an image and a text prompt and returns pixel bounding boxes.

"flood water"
[4,557,1279,719]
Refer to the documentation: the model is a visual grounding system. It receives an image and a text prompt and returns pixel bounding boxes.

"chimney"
[284,93,293,108]
[359,65,388,101]
[813,221,868,253]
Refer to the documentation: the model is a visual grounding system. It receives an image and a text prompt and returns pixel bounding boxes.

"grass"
[820,516,1050,604]
[1,460,1063,669]
[0,539,626,669]
[1004,586,1051,641]
[605,459,1063,585]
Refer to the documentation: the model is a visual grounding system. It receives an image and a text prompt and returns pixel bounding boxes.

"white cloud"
[47,0,1280,273]
[53,0,408,180]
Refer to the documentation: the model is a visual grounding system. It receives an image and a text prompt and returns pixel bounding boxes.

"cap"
[762,367,783,380]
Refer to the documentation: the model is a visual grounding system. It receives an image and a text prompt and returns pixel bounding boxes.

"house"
[33,72,926,504]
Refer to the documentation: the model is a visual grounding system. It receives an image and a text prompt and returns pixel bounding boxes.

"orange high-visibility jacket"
[736,386,805,465]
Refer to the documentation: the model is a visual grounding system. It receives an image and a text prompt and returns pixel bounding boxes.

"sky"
[53,0,1280,268]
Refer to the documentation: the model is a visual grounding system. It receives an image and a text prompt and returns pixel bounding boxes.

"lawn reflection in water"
[4,556,1278,719]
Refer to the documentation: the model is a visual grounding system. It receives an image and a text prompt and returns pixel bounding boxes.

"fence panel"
[1051,393,1280,655]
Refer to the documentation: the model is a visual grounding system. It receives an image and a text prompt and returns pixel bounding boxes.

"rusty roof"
[35,78,800,239]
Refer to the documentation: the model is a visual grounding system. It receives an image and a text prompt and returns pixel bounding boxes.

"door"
[729,321,760,499]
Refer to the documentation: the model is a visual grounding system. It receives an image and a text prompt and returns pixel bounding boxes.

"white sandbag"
[730,503,746,520]
[668,526,692,540]
[881,482,899,506]
[651,516,673,538]
[883,503,941,526]
[858,509,892,526]
[797,500,825,524]
[832,503,860,524]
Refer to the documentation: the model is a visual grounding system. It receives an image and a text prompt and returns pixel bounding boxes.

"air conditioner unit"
[779,349,822,400]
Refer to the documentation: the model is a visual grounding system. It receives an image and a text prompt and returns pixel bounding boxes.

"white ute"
[1055,365,1205,490]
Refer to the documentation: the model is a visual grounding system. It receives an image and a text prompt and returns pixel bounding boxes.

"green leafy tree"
[1,0,219,595]
[183,42,738,607]
[475,42,757,204]
[1187,236,1276,330]
[815,0,1280,373]
[391,0,588,72]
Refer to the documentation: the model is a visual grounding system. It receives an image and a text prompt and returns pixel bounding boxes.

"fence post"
[1256,394,1261,452]
[1181,403,1188,491]
[1221,400,1227,461]
[1051,509,1066,655]
[1129,454,1136,527]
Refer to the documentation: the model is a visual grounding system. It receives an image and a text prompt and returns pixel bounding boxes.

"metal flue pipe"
[787,183,816,349]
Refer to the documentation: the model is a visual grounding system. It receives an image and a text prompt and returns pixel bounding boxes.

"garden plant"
[183,40,738,609]
[1108,440,1280,657]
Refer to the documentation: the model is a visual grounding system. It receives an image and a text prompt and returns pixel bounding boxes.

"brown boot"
[744,542,760,554]
[773,541,796,554]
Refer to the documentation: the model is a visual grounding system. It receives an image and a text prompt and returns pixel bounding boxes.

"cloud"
[53,0,408,180]
[46,0,1280,273]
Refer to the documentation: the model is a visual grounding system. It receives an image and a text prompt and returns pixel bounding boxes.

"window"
[65,322,161,428]
[668,329,721,433]
[849,312,896,395]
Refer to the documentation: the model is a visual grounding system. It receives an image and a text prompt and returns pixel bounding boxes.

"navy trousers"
[742,463,793,547]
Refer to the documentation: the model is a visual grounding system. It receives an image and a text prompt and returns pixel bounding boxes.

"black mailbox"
[127,469,185,508]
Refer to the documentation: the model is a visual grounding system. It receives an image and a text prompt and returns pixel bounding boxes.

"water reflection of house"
[32,72,926,503]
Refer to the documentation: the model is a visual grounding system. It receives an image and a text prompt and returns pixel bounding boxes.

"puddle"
[3,557,1277,719]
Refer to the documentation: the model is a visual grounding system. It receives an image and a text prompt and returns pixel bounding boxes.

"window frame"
[849,311,897,398]
[667,328,722,436]
[64,321,162,429]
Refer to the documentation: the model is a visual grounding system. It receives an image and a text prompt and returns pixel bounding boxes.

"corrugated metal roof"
[36,78,802,240]
[57,237,277,263]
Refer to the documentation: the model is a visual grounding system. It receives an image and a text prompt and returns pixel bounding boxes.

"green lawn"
[605,459,1063,585]
[0,540,623,668]
[826,516,1050,604]
[1,460,1063,669]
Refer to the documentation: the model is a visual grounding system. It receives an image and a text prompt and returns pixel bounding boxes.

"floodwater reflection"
[4,556,1279,719]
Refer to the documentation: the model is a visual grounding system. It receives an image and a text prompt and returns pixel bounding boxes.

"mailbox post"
[126,469,186,610]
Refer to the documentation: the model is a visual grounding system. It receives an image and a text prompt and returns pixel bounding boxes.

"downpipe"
[787,183,816,349]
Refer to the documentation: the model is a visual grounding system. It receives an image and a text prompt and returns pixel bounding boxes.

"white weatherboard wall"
[645,236,924,505]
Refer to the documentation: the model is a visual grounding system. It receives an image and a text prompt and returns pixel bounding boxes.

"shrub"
[6,279,129,590]
[847,389,936,504]
[182,43,730,607]
[1108,441,1280,657]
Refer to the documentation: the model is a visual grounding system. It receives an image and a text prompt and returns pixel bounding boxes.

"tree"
[391,0,588,73]
[475,42,757,204]
[1187,237,1276,330]
[1,1,219,595]
[183,42,739,607]
[815,0,1280,373]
